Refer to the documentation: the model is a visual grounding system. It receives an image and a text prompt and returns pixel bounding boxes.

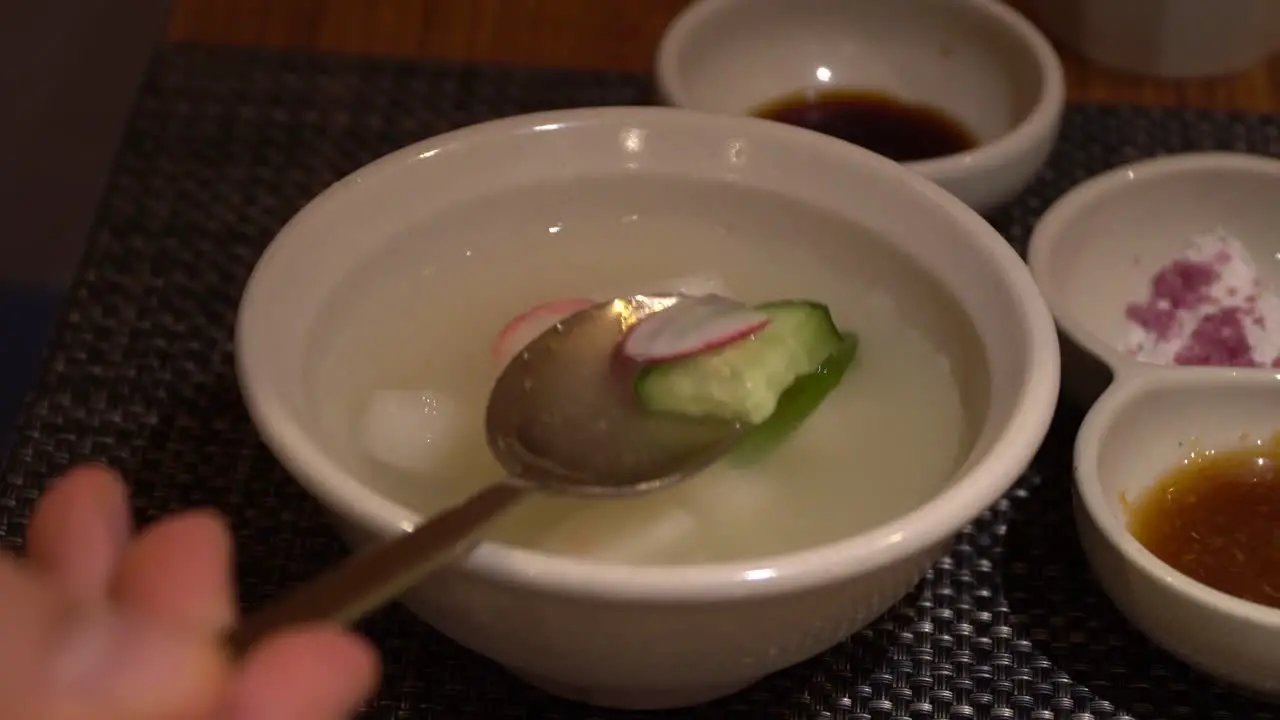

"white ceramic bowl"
[1075,370,1280,697]
[236,106,1060,710]
[654,0,1065,213]
[1029,152,1280,696]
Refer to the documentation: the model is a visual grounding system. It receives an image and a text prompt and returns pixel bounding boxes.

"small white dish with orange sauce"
[1031,152,1280,697]
[1075,374,1280,697]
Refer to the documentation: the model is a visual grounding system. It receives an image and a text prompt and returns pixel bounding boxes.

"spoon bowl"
[488,293,744,495]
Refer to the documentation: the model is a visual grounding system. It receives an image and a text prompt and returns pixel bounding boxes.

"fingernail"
[55,608,225,712]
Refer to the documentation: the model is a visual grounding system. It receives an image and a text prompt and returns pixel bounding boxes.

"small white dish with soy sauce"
[654,0,1065,213]
[1029,152,1280,697]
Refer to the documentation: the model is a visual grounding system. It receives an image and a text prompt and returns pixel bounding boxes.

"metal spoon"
[227,294,743,657]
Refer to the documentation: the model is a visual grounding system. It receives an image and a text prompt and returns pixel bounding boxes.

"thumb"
[0,553,228,720]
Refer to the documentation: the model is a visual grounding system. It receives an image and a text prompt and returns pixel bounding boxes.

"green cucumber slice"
[634,300,846,424]
[728,331,858,465]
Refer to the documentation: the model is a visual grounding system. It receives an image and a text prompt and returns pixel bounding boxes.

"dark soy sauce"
[752,89,979,163]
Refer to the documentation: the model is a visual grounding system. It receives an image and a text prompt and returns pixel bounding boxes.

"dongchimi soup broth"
[307,178,982,564]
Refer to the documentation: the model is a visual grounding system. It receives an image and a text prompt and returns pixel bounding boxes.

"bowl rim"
[1074,368,1280,627]
[1027,151,1280,376]
[653,0,1066,181]
[236,105,1061,602]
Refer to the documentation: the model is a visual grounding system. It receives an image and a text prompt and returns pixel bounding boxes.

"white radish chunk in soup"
[359,389,457,473]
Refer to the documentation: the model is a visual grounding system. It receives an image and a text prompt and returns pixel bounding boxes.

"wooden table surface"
[167,0,1279,113]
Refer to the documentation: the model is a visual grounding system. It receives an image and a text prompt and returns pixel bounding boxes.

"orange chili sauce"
[1125,434,1280,610]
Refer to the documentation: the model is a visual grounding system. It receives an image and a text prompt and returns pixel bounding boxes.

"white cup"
[1027,0,1279,79]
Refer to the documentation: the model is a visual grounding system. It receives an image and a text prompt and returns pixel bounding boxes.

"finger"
[224,627,379,720]
[0,552,228,720]
[112,509,236,633]
[26,464,133,600]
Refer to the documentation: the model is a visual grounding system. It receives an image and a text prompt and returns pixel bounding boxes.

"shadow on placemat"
[2,43,1280,720]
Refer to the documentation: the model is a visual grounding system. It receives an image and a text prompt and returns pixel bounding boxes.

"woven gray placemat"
[2,43,1279,720]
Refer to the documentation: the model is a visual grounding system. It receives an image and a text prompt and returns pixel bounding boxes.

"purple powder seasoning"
[1125,258,1221,341]
[1172,307,1257,367]
[1125,252,1276,367]
[1152,258,1219,309]
[1124,301,1176,341]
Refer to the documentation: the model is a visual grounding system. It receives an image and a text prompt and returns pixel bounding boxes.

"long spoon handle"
[227,483,526,658]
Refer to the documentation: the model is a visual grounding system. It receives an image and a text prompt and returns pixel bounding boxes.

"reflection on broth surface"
[307,179,981,564]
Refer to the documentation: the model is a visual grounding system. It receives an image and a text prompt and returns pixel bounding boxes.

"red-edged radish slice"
[492,297,595,365]
[622,294,769,362]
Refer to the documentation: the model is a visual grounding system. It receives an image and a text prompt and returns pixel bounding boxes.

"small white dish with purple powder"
[1029,151,1280,698]
[1028,151,1280,406]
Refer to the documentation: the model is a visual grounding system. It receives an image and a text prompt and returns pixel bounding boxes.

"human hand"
[0,463,380,719]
